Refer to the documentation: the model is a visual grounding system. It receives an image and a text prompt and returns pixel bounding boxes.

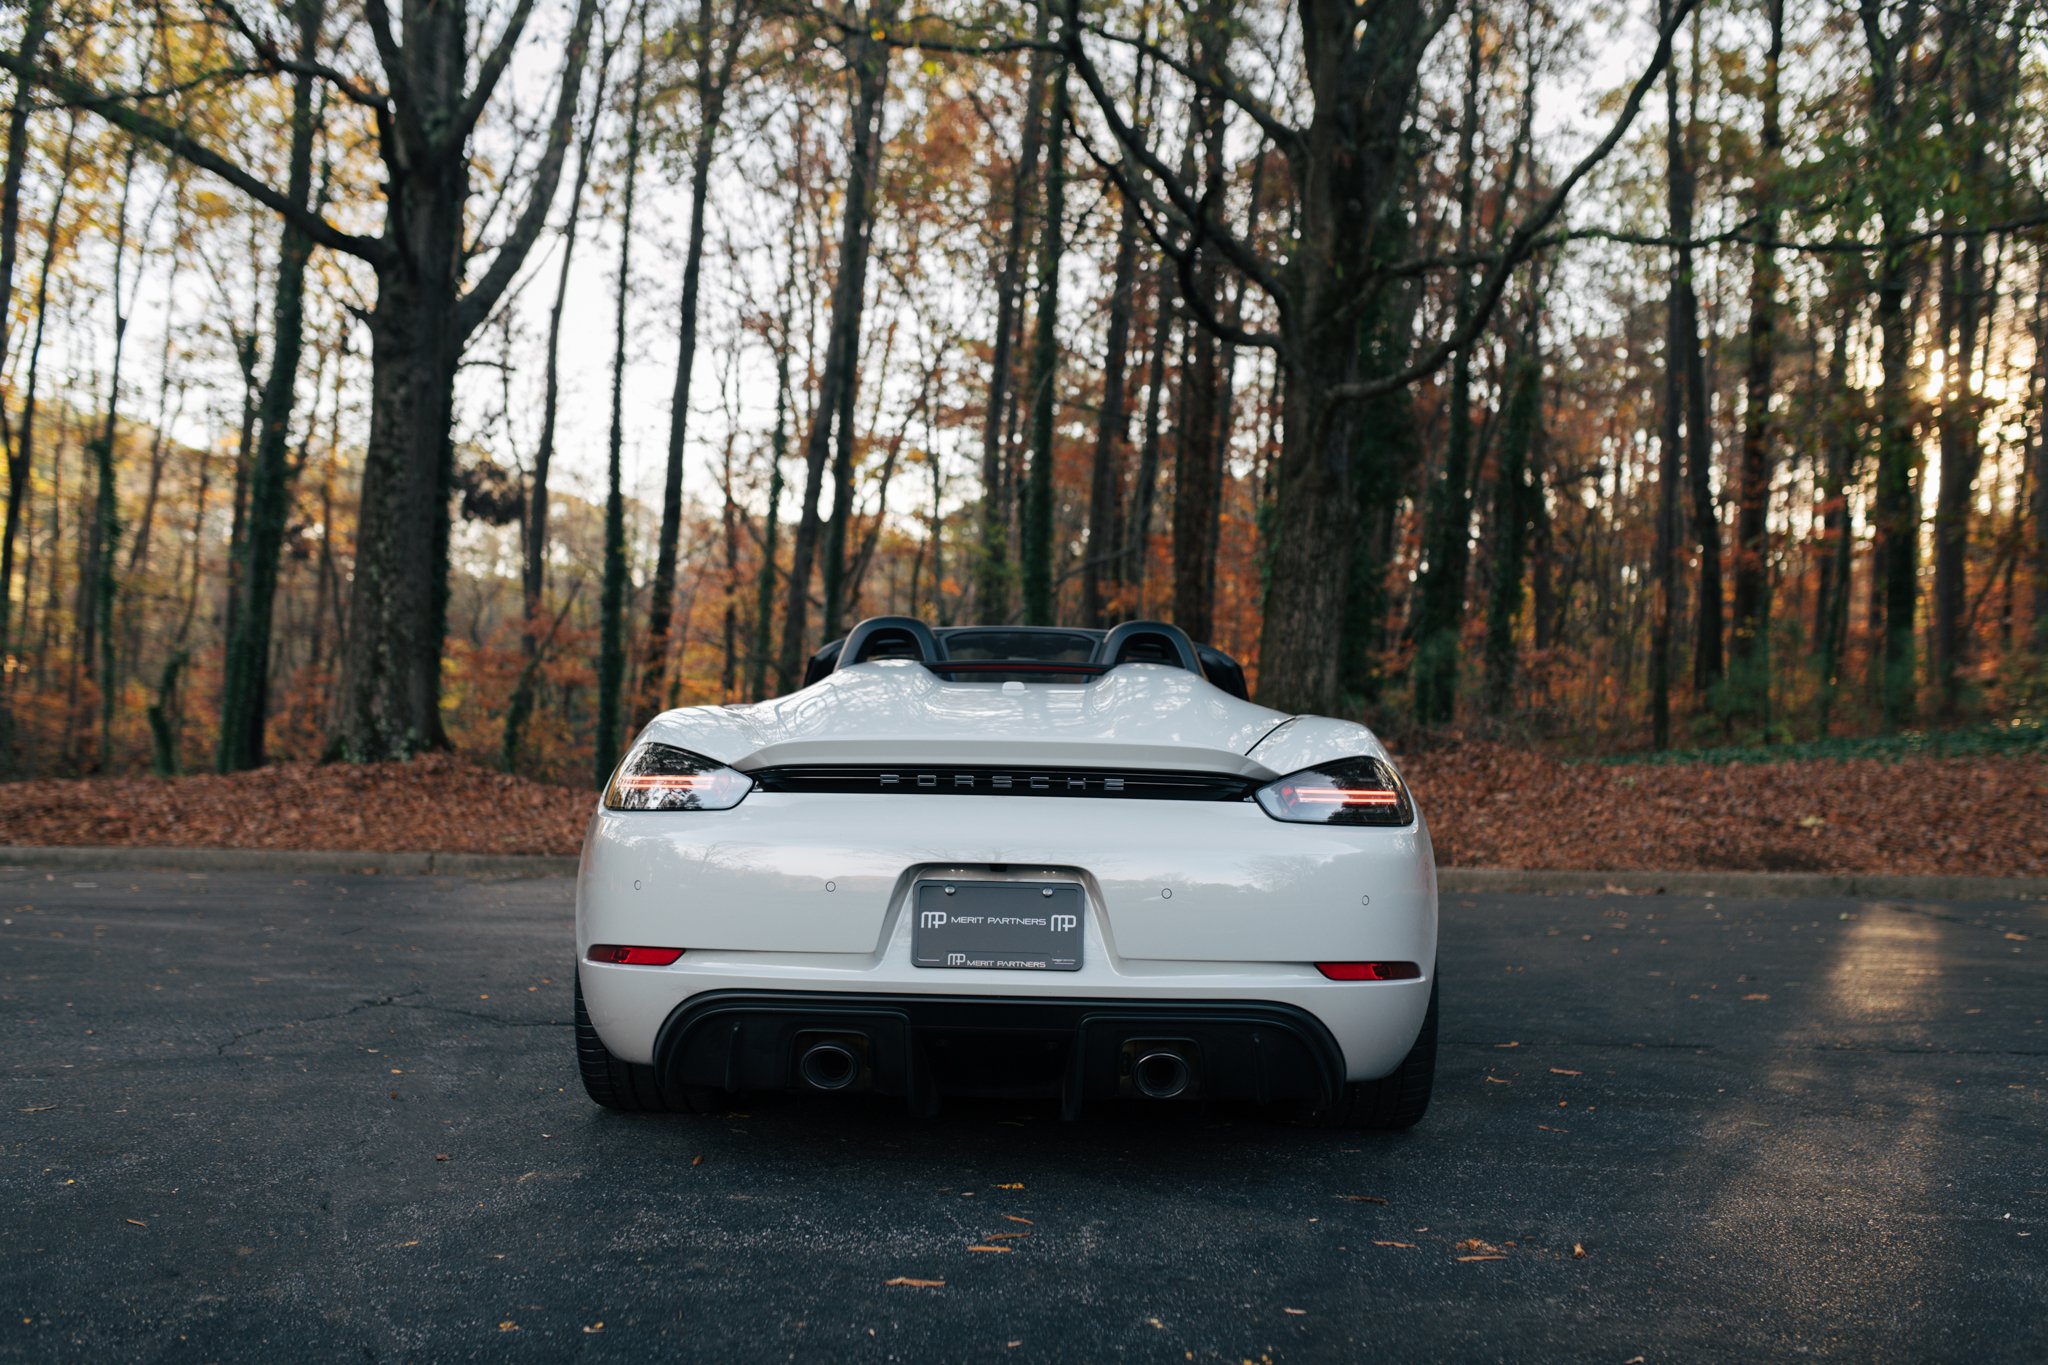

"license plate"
[911,881,1083,971]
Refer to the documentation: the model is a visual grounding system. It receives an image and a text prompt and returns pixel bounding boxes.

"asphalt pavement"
[3,868,2043,1362]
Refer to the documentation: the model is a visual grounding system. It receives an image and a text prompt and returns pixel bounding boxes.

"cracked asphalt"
[3,868,2044,1363]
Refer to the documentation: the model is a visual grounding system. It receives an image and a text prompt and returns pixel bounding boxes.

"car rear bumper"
[576,792,1438,1082]
[655,990,1346,1114]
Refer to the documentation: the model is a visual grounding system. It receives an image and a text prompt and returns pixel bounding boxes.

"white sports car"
[574,617,1439,1129]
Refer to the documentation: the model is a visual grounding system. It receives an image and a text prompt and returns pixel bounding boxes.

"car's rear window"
[939,630,1100,663]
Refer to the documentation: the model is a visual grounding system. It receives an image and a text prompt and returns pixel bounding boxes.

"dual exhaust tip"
[797,1039,1197,1100]
[797,1040,862,1092]
[1131,1049,1194,1100]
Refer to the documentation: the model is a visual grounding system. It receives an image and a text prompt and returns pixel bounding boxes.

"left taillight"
[1253,756,1414,827]
[603,741,753,811]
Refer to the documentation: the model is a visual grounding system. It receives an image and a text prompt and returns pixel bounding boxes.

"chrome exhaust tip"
[1132,1050,1193,1100]
[797,1042,861,1092]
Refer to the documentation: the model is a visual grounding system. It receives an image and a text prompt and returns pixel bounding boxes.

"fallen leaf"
[1145,1317,1165,1329]
[966,1244,1013,1254]
[124,1219,146,1228]
[582,1323,605,1334]
[1538,1124,1569,1133]
[1549,1068,1582,1077]
[1003,1215,1034,1225]
[1496,1041,1519,1048]
[691,1155,704,1167]
[1456,1255,1508,1263]
[984,1231,1031,1240]
[397,1240,420,1248]
[18,1104,57,1113]
[434,1153,449,1162]
[1743,993,1770,1001]
[1372,1240,1419,1249]
[996,1182,1024,1190]
[1454,1239,1502,1254]
[886,1277,945,1288]
[1283,1308,1307,1316]
[1573,1243,1587,1259]
[497,1321,518,1332]
[1339,1194,1389,1204]
[1484,1076,1511,1085]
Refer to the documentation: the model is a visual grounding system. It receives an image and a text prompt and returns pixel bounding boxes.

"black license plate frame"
[910,880,1084,971]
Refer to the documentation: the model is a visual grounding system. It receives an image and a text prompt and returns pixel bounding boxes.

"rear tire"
[575,970,699,1113]
[1322,972,1437,1131]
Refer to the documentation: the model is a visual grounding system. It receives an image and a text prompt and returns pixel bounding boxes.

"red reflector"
[587,944,686,966]
[1316,961,1422,982]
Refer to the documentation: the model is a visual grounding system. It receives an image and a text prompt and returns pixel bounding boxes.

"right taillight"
[1253,756,1414,827]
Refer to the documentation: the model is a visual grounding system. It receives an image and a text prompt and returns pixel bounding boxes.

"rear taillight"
[586,945,686,966]
[604,742,753,811]
[1253,756,1413,827]
[1316,961,1422,981]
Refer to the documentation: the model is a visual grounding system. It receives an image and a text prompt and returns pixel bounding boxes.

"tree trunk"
[974,0,1053,624]
[88,133,145,768]
[751,310,790,700]
[0,0,49,392]
[594,34,648,785]
[1020,58,1069,626]
[1410,14,1485,726]
[1082,181,1139,627]
[639,1,742,722]
[1671,33,1720,703]
[1125,273,1171,614]
[1855,0,1926,731]
[1482,325,1542,715]
[0,103,70,766]
[1169,12,1234,643]
[1728,0,1781,729]
[1933,232,1986,716]
[1814,302,1856,730]
[333,268,462,761]
[2029,264,2048,653]
[217,0,325,773]
[780,11,889,675]
[1257,365,1359,714]
[720,428,740,697]
[506,26,612,771]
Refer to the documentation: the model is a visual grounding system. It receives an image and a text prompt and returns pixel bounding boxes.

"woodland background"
[0,0,2044,796]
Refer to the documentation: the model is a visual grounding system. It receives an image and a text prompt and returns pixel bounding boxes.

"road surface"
[3,869,2043,1361]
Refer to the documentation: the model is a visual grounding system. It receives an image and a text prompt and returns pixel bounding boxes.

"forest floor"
[0,742,2042,877]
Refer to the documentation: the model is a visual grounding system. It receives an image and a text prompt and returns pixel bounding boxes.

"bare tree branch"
[0,48,384,263]
[1076,18,1302,157]
[1329,0,1703,404]
[1068,124,1284,350]
[1059,0,1290,314]
[445,0,543,153]
[205,0,389,111]
[455,0,602,339]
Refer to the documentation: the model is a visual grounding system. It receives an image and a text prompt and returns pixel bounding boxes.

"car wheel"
[575,969,699,1113]
[1323,971,1437,1131]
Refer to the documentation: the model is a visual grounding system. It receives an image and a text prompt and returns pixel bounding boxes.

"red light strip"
[1287,785,1400,806]
[614,774,713,790]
